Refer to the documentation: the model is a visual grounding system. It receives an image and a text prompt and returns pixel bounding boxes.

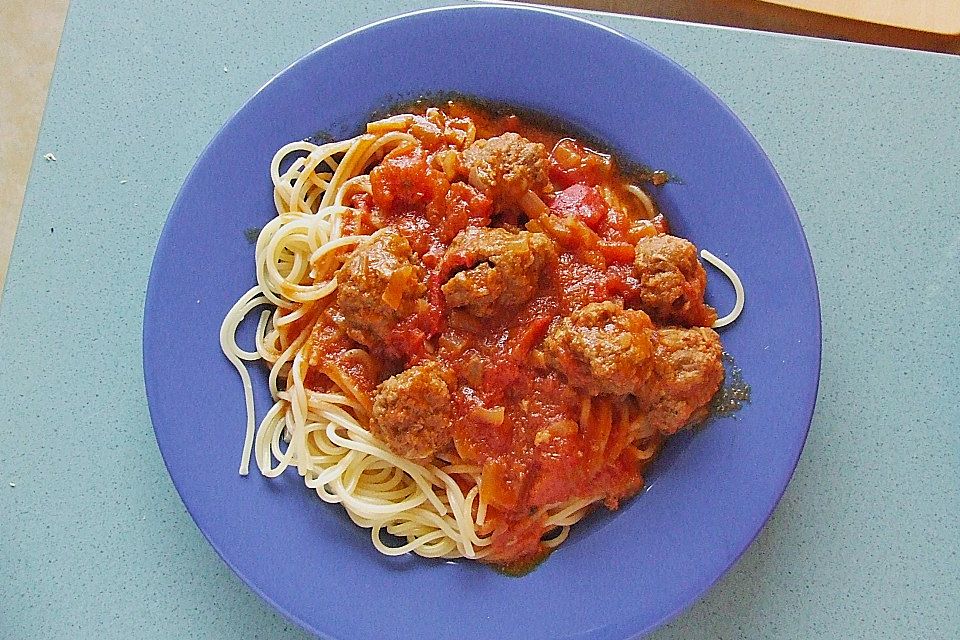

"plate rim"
[143,4,822,639]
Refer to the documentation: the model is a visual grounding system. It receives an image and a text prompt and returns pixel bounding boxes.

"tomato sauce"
[326,101,672,563]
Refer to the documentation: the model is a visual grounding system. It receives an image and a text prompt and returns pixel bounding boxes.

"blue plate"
[144,5,820,639]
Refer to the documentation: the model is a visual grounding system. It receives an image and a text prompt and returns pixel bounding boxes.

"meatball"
[642,327,724,434]
[461,132,550,203]
[337,228,426,347]
[542,301,655,396]
[633,235,717,327]
[441,227,555,318]
[370,361,454,459]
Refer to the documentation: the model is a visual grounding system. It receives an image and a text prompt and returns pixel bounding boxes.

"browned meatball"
[337,228,426,347]
[542,301,655,396]
[461,133,550,203]
[370,361,454,459]
[633,235,717,327]
[641,327,724,434]
[441,227,555,318]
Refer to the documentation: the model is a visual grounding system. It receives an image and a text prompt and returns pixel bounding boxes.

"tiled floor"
[0,0,70,302]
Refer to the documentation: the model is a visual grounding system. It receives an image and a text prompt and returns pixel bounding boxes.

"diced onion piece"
[433,149,460,180]
[438,331,467,354]
[444,127,467,147]
[568,216,599,249]
[460,354,483,388]
[627,219,659,241]
[468,405,505,426]
[539,215,573,244]
[524,219,545,234]
[552,141,582,169]
[518,190,550,220]
[534,418,578,445]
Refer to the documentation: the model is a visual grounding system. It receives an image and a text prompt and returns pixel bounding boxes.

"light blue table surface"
[2,1,958,638]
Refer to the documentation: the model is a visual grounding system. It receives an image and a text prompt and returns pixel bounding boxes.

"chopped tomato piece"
[439,182,493,243]
[370,144,449,213]
[549,183,609,229]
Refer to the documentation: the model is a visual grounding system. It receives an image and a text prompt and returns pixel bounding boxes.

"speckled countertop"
[1,1,958,639]
[0,0,70,302]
